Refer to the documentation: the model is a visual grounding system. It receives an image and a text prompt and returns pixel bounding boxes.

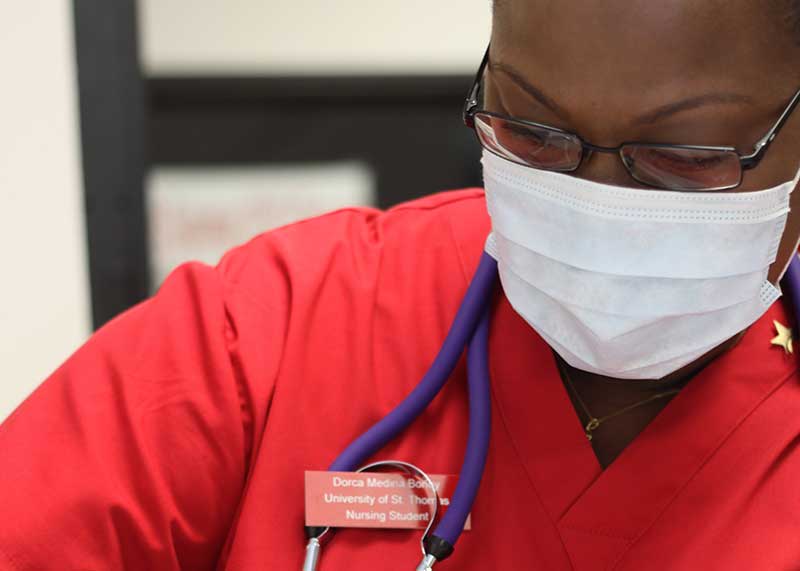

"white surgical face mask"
[482,149,798,380]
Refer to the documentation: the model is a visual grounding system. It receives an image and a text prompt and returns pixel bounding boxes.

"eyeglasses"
[463,44,800,192]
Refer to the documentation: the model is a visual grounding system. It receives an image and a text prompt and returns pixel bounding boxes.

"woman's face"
[488,1,800,282]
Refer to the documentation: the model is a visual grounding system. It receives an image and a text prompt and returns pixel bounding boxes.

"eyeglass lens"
[475,113,581,171]
[620,146,741,191]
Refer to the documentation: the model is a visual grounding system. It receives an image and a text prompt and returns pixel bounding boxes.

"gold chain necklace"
[555,357,682,441]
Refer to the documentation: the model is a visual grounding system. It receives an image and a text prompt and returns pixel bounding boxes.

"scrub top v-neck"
[485,286,799,569]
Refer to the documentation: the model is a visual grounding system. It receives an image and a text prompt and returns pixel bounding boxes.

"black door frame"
[73,0,150,329]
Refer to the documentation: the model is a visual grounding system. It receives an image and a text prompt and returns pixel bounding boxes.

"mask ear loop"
[774,160,800,284]
[302,460,442,571]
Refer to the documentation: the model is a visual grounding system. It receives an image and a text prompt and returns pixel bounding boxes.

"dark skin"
[489,1,800,469]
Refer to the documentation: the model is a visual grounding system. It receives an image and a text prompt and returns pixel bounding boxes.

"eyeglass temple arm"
[741,86,800,169]
[463,44,491,128]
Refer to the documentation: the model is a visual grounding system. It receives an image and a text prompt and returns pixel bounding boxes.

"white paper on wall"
[145,161,377,292]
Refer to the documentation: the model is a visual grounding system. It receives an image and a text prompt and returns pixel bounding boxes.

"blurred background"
[0,1,490,421]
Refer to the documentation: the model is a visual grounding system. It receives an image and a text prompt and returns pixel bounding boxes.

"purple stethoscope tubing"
[324,251,498,561]
[313,250,800,567]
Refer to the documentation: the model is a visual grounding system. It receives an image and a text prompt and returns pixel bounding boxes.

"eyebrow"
[489,58,755,125]
[633,93,755,125]
[488,60,565,116]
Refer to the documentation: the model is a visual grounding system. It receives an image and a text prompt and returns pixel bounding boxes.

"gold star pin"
[771,320,794,354]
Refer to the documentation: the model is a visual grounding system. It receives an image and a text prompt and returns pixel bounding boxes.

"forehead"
[492,1,795,105]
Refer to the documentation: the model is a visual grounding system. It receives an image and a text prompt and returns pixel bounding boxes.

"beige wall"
[139,0,491,75]
[0,1,91,422]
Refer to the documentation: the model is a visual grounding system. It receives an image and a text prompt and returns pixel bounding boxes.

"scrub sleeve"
[0,249,275,570]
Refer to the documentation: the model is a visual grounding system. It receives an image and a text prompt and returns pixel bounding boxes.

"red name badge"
[304,471,471,530]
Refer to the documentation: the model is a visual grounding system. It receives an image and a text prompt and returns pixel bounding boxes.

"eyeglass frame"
[462,44,800,191]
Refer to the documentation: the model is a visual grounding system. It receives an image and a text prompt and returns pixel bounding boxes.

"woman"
[2,2,800,569]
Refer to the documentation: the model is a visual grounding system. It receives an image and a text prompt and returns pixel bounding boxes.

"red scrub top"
[1,188,799,570]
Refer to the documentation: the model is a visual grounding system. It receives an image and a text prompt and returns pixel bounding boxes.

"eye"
[646,149,727,171]
[500,122,547,143]
[621,144,742,190]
